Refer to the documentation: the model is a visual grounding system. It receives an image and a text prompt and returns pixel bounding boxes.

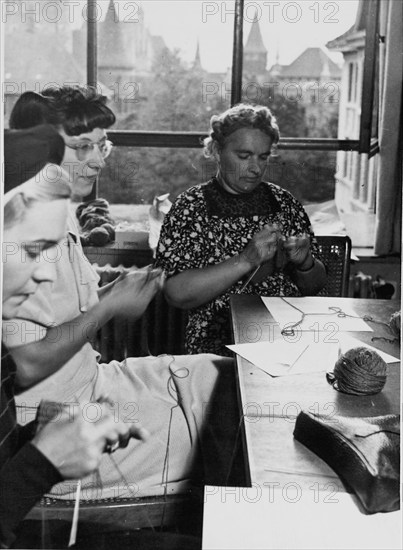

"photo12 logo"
[201,2,340,24]
[204,481,340,504]
[2,1,141,24]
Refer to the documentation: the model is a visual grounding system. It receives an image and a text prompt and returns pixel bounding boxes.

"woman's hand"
[240,224,282,269]
[96,267,130,298]
[282,234,313,269]
[32,402,148,480]
[105,268,164,320]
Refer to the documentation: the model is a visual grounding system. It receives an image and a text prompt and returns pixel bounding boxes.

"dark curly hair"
[203,103,280,157]
[9,85,116,135]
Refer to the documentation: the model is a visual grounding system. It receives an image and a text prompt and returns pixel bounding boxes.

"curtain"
[374,0,402,255]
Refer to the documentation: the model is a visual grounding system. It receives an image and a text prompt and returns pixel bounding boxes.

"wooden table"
[202,296,401,550]
[230,296,400,491]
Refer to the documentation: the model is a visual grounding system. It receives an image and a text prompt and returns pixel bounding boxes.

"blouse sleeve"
[154,188,211,277]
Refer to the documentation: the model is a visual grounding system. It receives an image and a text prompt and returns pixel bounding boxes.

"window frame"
[358,0,380,156]
[86,0,379,196]
[108,131,359,151]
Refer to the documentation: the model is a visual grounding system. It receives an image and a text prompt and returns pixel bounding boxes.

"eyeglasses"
[65,139,113,160]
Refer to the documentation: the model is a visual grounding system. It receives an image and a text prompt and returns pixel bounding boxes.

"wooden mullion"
[359,0,380,153]
[231,0,244,106]
[107,131,207,149]
[86,0,98,201]
[107,131,359,152]
[86,0,98,88]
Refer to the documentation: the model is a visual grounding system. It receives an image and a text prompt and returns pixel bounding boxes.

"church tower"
[193,40,203,71]
[244,13,267,76]
[98,0,135,89]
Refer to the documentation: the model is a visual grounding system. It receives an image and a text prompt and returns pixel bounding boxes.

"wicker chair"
[315,235,352,297]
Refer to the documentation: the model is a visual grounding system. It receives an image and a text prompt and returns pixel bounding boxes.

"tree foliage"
[99,50,336,206]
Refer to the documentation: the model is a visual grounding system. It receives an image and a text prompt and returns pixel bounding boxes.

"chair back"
[315,235,352,297]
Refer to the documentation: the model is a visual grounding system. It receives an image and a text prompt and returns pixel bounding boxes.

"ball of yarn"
[389,311,401,339]
[76,198,115,246]
[89,226,110,247]
[101,222,116,239]
[327,347,387,396]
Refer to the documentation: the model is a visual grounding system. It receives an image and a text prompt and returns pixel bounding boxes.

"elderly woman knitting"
[155,103,327,356]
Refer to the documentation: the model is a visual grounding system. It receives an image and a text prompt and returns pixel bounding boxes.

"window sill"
[352,248,401,262]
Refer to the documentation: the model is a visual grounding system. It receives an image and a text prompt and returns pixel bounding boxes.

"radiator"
[350,271,395,300]
[351,271,374,299]
[95,268,188,361]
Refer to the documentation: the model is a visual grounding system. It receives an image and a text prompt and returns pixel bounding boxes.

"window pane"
[3,0,358,221]
[93,0,234,131]
[241,0,359,139]
[98,146,215,210]
[3,0,88,127]
[98,145,337,221]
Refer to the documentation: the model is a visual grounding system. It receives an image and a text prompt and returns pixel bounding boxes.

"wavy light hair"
[203,103,280,157]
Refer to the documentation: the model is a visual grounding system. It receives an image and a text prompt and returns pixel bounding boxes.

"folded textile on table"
[293,411,400,514]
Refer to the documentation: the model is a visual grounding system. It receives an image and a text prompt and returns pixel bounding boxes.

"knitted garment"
[76,198,115,246]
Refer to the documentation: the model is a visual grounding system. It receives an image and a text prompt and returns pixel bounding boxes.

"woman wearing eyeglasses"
[7,87,160,381]
[5,86,239,503]
[9,87,114,198]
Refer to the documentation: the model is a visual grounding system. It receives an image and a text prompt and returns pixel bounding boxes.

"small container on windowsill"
[115,222,149,249]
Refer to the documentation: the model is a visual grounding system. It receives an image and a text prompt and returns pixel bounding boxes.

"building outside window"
[327,8,374,248]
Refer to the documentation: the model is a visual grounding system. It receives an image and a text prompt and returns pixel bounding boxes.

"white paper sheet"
[261,297,373,333]
[227,336,340,376]
[338,334,399,363]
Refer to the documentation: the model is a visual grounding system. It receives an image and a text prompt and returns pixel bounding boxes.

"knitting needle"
[238,265,261,294]
[287,344,309,373]
[238,224,284,293]
[68,480,81,547]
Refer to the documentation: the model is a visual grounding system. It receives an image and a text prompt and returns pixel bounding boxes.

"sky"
[1,0,359,73]
[127,0,359,71]
[51,0,360,72]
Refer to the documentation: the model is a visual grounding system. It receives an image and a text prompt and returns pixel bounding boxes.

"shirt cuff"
[295,257,316,272]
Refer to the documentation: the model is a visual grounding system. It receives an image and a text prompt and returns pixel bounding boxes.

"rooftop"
[269,47,341,80]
